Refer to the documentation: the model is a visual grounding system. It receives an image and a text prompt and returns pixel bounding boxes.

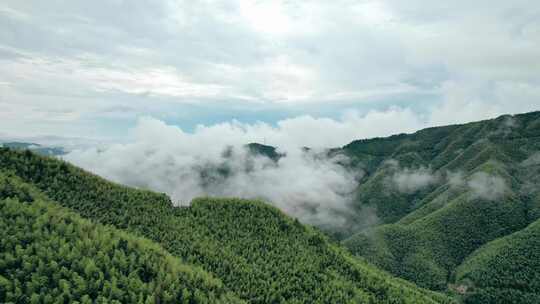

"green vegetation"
[340,111,540,301]
[246,143,284,161]
[455,218,540,303]
[3,110,540,303]
[341,112,540,226]
[0,148,452,303]
[1,142,66,156]
[345,192,528,290]
[0,180,242,303]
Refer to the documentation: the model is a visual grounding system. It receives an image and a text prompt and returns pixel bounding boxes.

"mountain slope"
[0,175,242,304]
[0,148,453,303]
[340,111,540,295]
[341,112,540,226]
[454,217,540,303]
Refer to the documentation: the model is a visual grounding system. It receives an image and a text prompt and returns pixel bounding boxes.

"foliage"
[340,111,540,301]
[455,218,540,303]
[0,196,242,303]
[0,148,452,303]
[1,142,66,156]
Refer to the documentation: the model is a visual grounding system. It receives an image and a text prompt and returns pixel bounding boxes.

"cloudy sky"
[1,0,539,147]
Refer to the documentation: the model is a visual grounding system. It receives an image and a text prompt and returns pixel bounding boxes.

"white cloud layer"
[65,117,365,228]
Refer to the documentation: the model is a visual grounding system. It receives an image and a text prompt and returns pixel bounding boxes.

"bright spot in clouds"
[239,0,293,35]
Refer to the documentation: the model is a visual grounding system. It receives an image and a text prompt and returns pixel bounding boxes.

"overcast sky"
[1,0,539,147]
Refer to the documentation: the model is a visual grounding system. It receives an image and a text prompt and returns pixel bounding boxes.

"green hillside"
[340,111,540,298]
[0,176,242,304]
[454,217,540,303]
[0,148,452,303]
[341,112,540,226]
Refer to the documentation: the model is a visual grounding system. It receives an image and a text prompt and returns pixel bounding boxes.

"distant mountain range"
[0,141,66,156]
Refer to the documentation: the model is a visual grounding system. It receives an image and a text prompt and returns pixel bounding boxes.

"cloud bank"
[65,117,365,228]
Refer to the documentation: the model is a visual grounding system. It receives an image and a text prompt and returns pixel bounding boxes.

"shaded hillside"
[0,148,453,303]
[454,217,540,303]
[0,175,242,304]
[340,111,540,297]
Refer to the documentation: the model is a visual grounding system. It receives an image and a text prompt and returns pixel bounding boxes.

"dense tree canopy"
[0,148,452,303]
[455,219,540,303]
[0,195,242,303]
[341,111,540,302]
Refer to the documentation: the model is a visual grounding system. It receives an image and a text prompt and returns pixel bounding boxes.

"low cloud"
[447,171,466,188]
[522,152,540,167]
[388,162,440,193]
[389,165,510,202]
[440,170,509,201]
[65,117,364,228]
[487,115,520,138]
[467,172,508,201]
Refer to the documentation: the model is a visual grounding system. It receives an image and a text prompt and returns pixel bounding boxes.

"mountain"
[0,148,452,303]
[0,142,66,156]
[246,143,284,161]
[335,111,540,302]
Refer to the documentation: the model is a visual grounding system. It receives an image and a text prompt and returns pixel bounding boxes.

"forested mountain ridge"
[336,111,540,302]
[338,111,540,225]
[0,148,453,303]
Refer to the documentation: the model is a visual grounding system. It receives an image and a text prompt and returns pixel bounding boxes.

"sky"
[1,0,539,148]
